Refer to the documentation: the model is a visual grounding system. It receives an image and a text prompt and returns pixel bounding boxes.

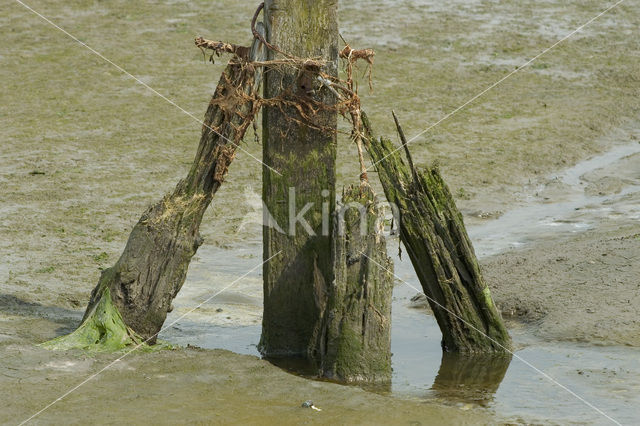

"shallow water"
[2,0,639,423]
[161,244,640,424]
[470,141,640,257]
[159,138,640,424]
[388,259,640,425]
[160,243,640,424]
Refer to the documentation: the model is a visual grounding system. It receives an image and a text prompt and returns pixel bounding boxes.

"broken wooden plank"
[45,32,267,350]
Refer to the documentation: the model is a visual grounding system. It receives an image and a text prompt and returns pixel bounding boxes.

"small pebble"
[301,400,322,411]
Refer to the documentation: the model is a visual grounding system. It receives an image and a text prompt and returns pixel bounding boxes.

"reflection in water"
[431,352,512,407]
[265,355,318,377]
[164,245,640,423]
[262,339,511,402]
[264,355,393,393]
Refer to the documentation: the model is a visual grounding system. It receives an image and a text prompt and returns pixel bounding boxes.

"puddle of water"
[470,141,640,257]
[386,258,640,425]
[160,140,640,424]
[561,143,640,187]
[160,244,640,424]
[162,320,261,355]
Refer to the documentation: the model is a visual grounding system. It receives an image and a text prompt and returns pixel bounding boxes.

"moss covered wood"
[260,0,339,356]
[47,35,267,350]
[362,112,511,353]
[312,185,393,382]
[42,288,141,351]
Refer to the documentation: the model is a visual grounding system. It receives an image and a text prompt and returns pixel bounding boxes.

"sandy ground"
[407,217,640,348]
[485,220,640,347]
[1,0,639,424]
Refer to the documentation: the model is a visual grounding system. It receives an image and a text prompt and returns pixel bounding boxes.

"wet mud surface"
[2,0,640,424]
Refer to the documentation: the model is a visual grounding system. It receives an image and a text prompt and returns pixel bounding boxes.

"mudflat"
[2,0,639,424]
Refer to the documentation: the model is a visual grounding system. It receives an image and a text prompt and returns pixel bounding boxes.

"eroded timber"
[46,36,266,350]
[362,112,511,353]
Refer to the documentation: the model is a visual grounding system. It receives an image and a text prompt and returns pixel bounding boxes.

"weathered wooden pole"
[313,185,394,382]
[362,112,511,353]
[43,33,267,350]
[260,0,339,356]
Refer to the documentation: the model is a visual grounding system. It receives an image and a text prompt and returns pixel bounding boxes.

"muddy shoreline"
[2,0,639,424]
[2,344,492,425]
[486,220,640,348]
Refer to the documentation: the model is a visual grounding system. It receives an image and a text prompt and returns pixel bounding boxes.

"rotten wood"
[260,0,339,357]
[362,111,511,353]
[313,185,393,383]
[80,34,266,343]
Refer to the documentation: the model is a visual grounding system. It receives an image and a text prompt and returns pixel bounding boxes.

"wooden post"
[314,185,394,382]
[362,112,512,353]
[43,35,266,350]
[260,0,339,356]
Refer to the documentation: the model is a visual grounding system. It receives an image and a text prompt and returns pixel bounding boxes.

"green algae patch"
[41,288,155,352]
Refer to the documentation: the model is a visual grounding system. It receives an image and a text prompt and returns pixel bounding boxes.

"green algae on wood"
[57,33,267,346]
[362,111,511,353]
[41,288,175,352]
[313,185,393,383]
[41,288,141,351]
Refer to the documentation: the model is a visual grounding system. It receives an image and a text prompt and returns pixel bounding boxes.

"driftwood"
[313,185,393,383]
[362,111,511,353]
[44,31,267,349]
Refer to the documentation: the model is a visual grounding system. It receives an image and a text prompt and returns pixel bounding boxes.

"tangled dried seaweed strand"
[196,54,264,157]
[196,37,373,136]
[337,43,375,184]
[213,64,264,183]
[194,4,376,183]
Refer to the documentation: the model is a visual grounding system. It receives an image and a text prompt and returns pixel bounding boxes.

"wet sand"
[2,0,640,424]
[486,219,640,347]
[1,342,490,425]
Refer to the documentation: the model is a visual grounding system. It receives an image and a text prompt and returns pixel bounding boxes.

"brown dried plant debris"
[195,11,376,183]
